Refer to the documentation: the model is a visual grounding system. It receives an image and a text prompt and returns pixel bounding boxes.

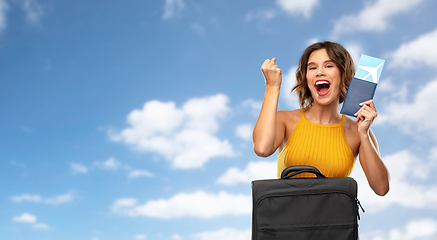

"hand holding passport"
[340,55,385,117]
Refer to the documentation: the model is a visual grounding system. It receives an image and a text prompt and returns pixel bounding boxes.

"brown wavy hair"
[292,41,355,109]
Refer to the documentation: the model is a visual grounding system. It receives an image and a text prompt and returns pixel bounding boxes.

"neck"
[305,102,342,125]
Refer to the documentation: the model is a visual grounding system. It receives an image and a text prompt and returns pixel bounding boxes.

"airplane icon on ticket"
[354,54,385,84]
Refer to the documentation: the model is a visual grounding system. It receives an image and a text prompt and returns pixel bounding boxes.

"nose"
[316,67,325,77]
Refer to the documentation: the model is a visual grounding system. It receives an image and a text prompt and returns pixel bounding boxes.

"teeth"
[316,81,329,85]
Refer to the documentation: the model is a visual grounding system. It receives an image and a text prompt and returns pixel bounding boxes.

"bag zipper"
[253,190,362,240]
[261,223,356,236]
[356,198,365,220]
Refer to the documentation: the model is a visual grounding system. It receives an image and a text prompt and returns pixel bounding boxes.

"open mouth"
[314,80,331,96]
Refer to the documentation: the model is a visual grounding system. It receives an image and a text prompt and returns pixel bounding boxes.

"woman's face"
[306,48,342,106]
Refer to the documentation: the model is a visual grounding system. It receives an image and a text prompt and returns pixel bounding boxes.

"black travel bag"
[251,165,364,240]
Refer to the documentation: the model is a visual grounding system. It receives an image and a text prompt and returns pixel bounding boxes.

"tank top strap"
[340,114,346,125]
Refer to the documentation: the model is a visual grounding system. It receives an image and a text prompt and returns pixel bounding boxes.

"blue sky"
[2,0,437,239]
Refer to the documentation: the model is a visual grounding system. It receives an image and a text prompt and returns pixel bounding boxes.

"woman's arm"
[253,58,286,157]
[355,100,390,196]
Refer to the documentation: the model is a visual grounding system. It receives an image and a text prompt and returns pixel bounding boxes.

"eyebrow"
[307,60,335,66]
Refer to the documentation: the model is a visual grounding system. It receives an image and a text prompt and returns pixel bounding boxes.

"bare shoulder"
[278,109,301,140]
[343,116,358,134]
[277,109,301,124]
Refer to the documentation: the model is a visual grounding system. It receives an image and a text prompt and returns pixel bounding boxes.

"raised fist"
[261,58,282,88]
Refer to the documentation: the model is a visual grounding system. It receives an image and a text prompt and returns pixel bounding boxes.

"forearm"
[359,131,389,196]
[253,86,281,157]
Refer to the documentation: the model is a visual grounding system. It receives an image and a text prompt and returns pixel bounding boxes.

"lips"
[314,80,331,96]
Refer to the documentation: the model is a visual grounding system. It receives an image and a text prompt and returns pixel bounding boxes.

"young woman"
[252,41,389,196]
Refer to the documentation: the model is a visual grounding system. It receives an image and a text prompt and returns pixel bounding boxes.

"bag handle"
[280,165,326,179]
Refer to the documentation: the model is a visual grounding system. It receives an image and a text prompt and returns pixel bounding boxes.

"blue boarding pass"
[354,54,385,84]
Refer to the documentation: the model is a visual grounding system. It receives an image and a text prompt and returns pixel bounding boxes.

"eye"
[308,66,316,70]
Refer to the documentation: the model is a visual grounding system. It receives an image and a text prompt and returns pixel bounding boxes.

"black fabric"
[252,166,361,240]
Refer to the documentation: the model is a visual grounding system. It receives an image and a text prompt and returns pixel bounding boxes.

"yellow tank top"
[277,110,355,178]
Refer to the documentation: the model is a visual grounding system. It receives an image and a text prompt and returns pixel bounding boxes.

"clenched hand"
[261,58,282,88]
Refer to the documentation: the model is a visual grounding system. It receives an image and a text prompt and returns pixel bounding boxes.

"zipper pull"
[357,198,365,213]
[356,198,365,220]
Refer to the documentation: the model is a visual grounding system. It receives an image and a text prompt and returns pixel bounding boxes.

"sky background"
[2,0,437,239]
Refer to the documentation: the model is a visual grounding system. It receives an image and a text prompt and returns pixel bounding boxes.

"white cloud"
[112,198,137,209]
[377,79,437,138]
[430,146,437,160]
[12,213,51,230]
[110,191,251,219]
[361,218,437,240]
[11,192,74,205]
[0,0,44,32]
[376,77,409,103]
[305,37,319,46]
[343,42,364,66]
[331,0,424,37]
[280,65,299,109]
[44,192,74,205]
[11,194,42,203]
[20,0,44,25]
[171,234,183,240]
[351,150,437,213]
[377,77,395,92]
[32,223,51,230]
[94,157,122,171]
[12,213,37,223]
[244,9,277,22]
[387,28,437,68]
[241,98,262,117]
[235,124,253,141]
[72,158,137,174]
[0,0,8,33]
[217,161,277,185]
[128,170,154,178]
[192,228,251,240]
[276,0,320,19]
[110,94,235,169]
[70,162,88,174]
[163,0,185,20]
[134,234,147,240]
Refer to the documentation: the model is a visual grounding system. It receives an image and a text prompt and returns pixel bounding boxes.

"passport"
[340,55,385,117]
